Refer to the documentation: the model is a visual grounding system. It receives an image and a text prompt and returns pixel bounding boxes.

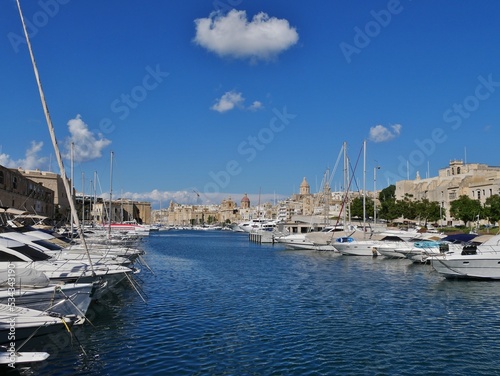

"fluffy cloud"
[0,141,47,170]
[194,10,299,62]
[211,91,245,113]
[211,91,264,113]
[368,124,402,143]
[63,115,111,162]
[248,101,263,111]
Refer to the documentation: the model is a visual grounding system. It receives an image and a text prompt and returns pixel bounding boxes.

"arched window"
[457,167,461,174]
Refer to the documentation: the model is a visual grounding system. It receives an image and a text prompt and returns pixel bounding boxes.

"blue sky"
[1,0,499,208]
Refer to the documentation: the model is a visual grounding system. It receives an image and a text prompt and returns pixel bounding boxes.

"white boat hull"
[431,255,500,279]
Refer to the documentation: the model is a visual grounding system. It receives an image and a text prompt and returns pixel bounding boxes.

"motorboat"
[0,237,136,297]
[0,268,95,319]
[237,219,277,233]
[0,304,77,344]
[429,234,500,279]
[275,226,344,250]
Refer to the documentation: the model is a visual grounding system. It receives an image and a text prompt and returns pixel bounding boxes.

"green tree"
[350,196,374,220]
[484,194,500,225]
[378,185,400,221]
[415,198,442,224]
[449,195,482,226]
[397,194,418,220]
[379,185,396,204]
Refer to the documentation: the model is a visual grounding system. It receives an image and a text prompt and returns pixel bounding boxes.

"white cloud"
[248,101,263,111]
[369,124,402,143]
[63,115,111,162]
[0,141,47,170]
[211,91,244,113]
[211,92,264,113]
[194,10,299,62]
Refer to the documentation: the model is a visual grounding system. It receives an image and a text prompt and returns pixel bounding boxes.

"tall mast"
[108,151,114,236]
[343,141,347,228]
[81,171,85,228]
[16,0,94,275]
[363,140,366,239]
[70,141,74,237]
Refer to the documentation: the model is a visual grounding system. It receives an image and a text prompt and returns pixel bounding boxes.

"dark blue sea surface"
[16,230,500,375]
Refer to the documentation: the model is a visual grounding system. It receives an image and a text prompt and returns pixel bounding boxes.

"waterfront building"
[16,167,70,219]
[0,165,55,218]
[219,196,238,224]
[92,199,152,224]
[396,160,500,225]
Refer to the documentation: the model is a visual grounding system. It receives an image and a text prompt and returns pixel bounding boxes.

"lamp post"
[374,166,380,225]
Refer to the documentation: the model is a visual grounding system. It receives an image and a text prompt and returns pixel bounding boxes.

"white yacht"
[0,304,77,343]
[0,268,95,319]
[0,238,136,298]
[237,219,277,233]
[275,226,343,250]
[429,234,500,279]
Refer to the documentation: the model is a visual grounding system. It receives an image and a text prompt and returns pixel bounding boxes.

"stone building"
[16,168,72,220]
[396,160,500,225]
[92,199,152,225]
[0,165,55,217]
[219,196,238,224]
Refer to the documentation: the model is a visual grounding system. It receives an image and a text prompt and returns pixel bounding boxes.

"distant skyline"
[1,1,499,208]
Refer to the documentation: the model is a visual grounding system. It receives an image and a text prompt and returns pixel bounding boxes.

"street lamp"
[374,165,380,225]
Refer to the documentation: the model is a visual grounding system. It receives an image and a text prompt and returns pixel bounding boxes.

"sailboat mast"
[108,151,114,235]
[70,142,74,236]
[363,140,366,239]
[82,171,85,228]
[15,0,95,275]
[343,141,347,227]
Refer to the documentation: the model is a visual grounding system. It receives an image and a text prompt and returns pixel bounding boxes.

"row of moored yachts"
[251,223,500,280]
[0,216,150,368]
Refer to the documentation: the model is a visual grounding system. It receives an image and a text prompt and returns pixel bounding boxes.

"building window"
[12,176,17,189]
[477,190,481,200]
[0,171,3,185]
[457,167,461,174]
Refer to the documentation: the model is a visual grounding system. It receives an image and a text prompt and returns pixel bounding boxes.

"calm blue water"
[15,230,500,375]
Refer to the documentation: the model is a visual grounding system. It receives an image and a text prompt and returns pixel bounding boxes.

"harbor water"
[18,230,500,375]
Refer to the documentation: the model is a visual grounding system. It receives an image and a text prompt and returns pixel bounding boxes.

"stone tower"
[300,177,310,195]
